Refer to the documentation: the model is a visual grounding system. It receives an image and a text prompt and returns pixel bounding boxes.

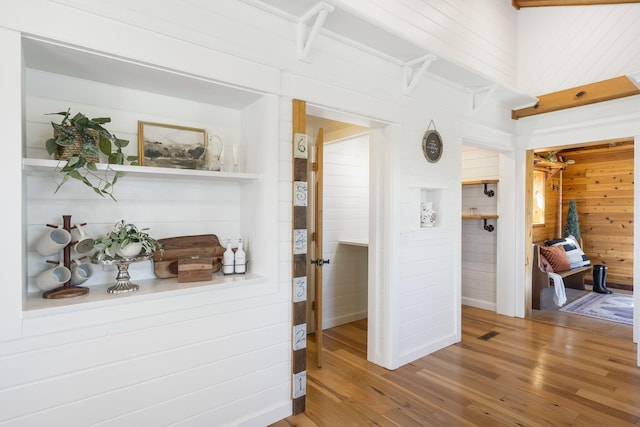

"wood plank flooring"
[531,287,633,341]
[272,306,640,426]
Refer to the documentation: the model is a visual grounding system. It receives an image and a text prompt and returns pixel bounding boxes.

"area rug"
[559,292,633,325]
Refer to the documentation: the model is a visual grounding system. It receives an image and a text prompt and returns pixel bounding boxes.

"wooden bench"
[532,243,591,310]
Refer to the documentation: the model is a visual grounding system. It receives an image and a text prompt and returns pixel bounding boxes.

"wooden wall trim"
[291,99,308,415]
[512,76,640,119]
[513,0,640,9]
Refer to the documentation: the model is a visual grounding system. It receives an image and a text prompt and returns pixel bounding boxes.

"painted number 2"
[293,324,306,351]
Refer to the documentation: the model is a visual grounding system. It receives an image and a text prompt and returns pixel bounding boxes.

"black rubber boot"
[599,265,612,294]
[592,265,612,294]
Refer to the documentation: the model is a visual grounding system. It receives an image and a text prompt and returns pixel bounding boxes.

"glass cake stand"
[92,254,152,294]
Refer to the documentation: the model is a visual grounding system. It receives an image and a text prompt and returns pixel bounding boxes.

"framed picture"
[138,121,207,169]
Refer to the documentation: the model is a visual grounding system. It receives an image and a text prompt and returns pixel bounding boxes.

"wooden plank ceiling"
[513,0,640,8]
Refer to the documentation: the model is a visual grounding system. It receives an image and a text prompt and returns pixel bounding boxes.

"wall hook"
[483,219,495,232]
[484,183,495,197]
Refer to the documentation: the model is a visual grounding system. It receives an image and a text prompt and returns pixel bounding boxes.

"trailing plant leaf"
[46,108,139,201]
[98,135,112,156]
[45,138,58,155]
[81,143,100,158]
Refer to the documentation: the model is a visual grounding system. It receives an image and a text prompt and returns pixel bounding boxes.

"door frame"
[290,99,393,414]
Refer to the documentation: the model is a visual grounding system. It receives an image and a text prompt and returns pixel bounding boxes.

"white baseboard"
[322,310,368,330]
[462,296,496,312]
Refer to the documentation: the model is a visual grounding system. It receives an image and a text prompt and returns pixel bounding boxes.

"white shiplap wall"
[333,0,518,87]
[0,0,531,423]
[518,4,640,95]
[0,2,290,425]
[461,145,498,311]
[322,134,369,329]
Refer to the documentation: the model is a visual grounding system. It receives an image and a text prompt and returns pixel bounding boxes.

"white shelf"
[23,158,262,182]
[24,272,266,314]
[339,239,369,247]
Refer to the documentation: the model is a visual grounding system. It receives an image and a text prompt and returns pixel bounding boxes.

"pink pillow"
[539,255,553,273]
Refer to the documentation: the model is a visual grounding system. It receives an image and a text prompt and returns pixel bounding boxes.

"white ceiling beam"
[297,2,335,63]
[403,54,437,95]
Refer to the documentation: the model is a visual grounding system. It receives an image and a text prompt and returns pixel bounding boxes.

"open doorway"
[305,114,370,365]
[528,140,634,340]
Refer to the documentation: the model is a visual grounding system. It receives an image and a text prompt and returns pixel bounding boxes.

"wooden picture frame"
[138,121,207,169]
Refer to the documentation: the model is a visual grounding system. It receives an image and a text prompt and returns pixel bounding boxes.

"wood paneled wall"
[561,143,634,288]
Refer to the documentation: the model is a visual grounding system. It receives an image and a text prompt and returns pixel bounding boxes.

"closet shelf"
[461,214,499,219]
[461,179,498,186]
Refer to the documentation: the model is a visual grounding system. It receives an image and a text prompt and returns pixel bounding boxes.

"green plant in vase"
[45,109,139,200]
[92,220,162,261]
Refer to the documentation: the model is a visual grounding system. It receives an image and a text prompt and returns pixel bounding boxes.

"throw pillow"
[545,236,590,269]
[540,245,571,272]
[539,254,554,273]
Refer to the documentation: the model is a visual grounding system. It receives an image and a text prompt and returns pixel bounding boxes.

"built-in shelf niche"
[20,36,277,317]
[420,188,442,228]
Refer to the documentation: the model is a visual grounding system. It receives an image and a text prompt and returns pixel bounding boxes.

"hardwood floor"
[531,287,633,341]
[273,306,639,426]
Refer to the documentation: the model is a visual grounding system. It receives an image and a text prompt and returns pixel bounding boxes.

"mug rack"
[41,214,90,299]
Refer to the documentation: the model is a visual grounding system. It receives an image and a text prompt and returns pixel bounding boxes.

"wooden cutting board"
[153,234,225,278]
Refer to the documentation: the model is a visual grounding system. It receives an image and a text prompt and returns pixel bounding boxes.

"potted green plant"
[45,109,138,200]
[92,220,161,261]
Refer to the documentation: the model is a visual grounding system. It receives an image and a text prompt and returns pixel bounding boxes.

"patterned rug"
[560,292,633,325]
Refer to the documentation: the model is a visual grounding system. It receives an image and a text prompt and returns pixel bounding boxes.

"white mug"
[71,224,95,255]
[36,228,72,256]
[70,261,94,286]
[36,265,71,291]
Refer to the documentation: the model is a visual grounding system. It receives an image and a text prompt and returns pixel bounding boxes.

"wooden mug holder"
[42,214,90,299]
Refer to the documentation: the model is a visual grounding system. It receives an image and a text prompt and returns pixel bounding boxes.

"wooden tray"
[153,234,225,278]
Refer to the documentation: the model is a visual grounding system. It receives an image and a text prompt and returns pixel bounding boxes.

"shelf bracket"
[297,2,335,63]
[483,183,495,197]
[483,219,495,232]
[471,85,498,113]
[403,54,437,95]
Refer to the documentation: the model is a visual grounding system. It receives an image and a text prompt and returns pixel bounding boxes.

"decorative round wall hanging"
[422,120,443,163]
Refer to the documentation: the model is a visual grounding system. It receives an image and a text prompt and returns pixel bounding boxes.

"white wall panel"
[321,135,369,329]
[518,4,640,95]
[0,3,289,425]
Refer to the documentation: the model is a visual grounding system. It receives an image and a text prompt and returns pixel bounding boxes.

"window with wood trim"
[532,170,545,225]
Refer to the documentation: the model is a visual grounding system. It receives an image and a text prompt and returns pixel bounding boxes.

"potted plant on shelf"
[45,109,138,200]
[92,220,162,261]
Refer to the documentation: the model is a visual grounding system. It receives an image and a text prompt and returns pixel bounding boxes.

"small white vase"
[117,241,143,258]
[421,202,437,228]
